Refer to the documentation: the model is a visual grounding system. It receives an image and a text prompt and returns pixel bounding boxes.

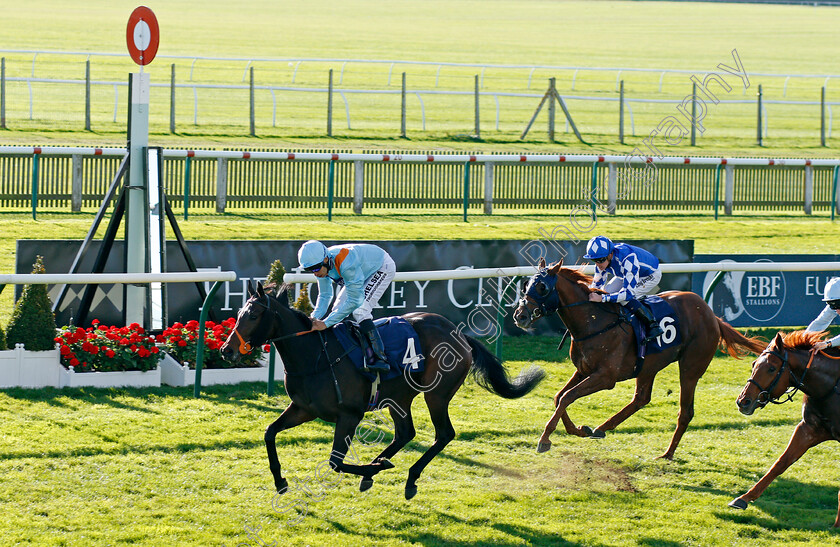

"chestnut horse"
[513,260,765,458]
[220,282,545,500]
[731,330,840,527]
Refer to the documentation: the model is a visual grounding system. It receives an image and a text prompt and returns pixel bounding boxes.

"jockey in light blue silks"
[806,277,840,351]
[297,240,396,372]
[584,235,664,343]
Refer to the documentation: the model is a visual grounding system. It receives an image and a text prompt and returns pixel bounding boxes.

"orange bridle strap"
[234,329,252,355]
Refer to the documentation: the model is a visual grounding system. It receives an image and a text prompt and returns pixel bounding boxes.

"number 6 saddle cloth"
[625,296,681,377]
[332,316,426,381]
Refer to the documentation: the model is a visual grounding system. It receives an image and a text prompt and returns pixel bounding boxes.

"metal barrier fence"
[0,147,838,217]
[0,51,837,142]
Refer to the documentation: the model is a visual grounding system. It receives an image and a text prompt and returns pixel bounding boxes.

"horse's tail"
[465,335,545,399]
[717,317,766,358]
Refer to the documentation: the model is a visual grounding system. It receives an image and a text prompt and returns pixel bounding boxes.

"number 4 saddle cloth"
[332,316,426,381]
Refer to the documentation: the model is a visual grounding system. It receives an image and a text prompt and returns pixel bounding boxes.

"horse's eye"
[248,311,259,320]
[767,366,776,373]
[535,282,548,296]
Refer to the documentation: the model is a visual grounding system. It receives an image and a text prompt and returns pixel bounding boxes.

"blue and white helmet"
[583,236,614,260]
[298,240,329,270]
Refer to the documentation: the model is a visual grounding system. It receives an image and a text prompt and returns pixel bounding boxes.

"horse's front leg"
[551,370,589,437]
[266,403,316,494]
[729,420,828,511]
[538,373,615,453]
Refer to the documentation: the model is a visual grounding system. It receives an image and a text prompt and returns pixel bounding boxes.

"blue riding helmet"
[298,240,329,270]
[583,236,614,260]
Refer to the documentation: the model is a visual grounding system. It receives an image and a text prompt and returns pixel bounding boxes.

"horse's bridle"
[230,292,351,402]
[748,348,806,407]
[519,270,623,341]
[230,293,315,356]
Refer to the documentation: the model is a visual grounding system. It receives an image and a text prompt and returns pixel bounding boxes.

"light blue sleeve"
[806,305,836,333]
[312,276,333,320]
[323,259,367,327]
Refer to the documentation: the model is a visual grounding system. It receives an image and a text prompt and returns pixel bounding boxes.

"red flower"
[105,349,116,358]
[70,358,79,366]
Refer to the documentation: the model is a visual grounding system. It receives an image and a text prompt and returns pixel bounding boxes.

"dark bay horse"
[513,260,765,459]
[220,282,545,500]
[731,330,840,527]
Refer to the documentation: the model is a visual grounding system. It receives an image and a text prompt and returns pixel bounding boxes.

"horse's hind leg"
[328,414,396,480]
[659,349,717,459]
[266,403,316,494]
[359,399,417,492]
[404,393,456,500]
[593,376,656,437]
[835,490,840,528]
[729,421,828,511]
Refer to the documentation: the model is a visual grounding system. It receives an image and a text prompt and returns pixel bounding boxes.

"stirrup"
[364,359,389,373]
[643,326,664,343]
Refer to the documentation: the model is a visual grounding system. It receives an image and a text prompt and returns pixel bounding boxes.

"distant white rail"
[284,262,840,284]
[1,146,838,167]
[0,272,236,285]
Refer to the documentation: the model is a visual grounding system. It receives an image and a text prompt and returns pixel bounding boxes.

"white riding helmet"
[298,240,329,270]
[823,277,840,302]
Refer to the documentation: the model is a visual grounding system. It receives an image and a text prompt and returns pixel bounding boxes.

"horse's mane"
[780,330,825,350]
[263,282,313,328]
[557,266,595,292]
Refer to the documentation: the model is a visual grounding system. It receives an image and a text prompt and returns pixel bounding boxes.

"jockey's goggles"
[829,300,840,310]
[591,257,609,264]
[304,259,328,273]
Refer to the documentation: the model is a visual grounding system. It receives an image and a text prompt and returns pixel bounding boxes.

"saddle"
[623,296,681,377]
[332,317,426,383]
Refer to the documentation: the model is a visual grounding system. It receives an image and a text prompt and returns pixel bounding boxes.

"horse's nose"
[220,343,235,361]
[736,397,754,416]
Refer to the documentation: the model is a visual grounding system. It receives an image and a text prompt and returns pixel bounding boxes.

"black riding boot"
[359,319,389,372]
[627,300,664,343]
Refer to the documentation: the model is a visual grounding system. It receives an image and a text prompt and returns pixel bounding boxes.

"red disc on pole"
[126,6,159,66]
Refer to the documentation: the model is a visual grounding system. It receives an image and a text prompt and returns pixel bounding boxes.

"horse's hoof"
[581,425,593,437]
[590,428,606,439]
[276,478,288,495]
[360,477,374,492]
[536,441,552,453]
[405,485,418,500]
[376,458,395,470]
[728,498,748,510]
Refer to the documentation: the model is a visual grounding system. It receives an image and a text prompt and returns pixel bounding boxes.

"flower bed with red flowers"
[56,320,161,372]
[159,318,265,369]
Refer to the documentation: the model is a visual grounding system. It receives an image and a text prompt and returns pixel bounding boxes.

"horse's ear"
[773,331,785,346]
[247,280,256,297]
[276,285,291,307]
[547,261,562,275]
[256,281,266,298]
[538,257,546,270]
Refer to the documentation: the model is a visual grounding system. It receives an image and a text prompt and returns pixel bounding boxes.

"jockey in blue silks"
[584,235,664,343]
[806,277,840,351]
[297,240,395,372]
